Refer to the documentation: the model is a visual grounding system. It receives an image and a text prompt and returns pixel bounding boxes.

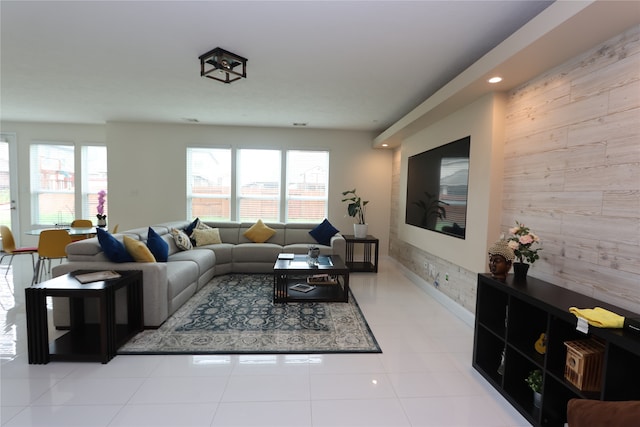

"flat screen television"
[405,136,470,239]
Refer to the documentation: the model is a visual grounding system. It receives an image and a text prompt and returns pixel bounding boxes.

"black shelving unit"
[473,273,640,427]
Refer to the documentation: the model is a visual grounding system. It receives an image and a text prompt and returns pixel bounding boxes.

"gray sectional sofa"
[52,220,346,327]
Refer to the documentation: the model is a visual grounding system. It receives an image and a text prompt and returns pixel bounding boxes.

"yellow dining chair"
[0,226,38,277]
[111,224,119,234]
[32,229,72,285]
[71,219,93,228]
[70,219,93,242]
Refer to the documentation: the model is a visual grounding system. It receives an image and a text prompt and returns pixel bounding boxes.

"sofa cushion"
[97,228,134,263]
[192,228,222,246]
[146,227,169,262]
[233,243,282,263]
[123,236,156,262]
[243,219,276,243]
[170,228,193,251]
[309,218,339,246]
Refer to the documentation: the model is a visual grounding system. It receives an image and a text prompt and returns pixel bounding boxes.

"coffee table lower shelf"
[274,277,349,303]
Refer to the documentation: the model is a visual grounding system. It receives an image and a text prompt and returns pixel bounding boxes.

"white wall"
[397,93,506,273]
[2,120,392,253]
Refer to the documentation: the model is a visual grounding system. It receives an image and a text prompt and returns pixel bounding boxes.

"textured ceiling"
[1,1,555,132]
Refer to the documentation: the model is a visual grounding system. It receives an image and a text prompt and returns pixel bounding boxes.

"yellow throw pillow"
[123,235,156,262]
[192,228,222,246]
[243,219,276,243]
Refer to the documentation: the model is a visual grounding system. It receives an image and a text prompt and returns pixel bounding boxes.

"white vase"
[353,223,368,238]
[533,391,542,408]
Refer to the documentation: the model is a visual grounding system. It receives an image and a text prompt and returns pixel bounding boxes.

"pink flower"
[507,240,520,250]
[97,190,106,216]
[519,234,534,245]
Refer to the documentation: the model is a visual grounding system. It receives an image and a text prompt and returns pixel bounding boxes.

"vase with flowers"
[96,190,107,228]
[507,221,542,280]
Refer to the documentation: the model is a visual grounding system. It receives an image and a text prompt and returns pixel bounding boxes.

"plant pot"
[513,262,529,281]
[97,218,107,228]
[353,223,368,239]
[533,391,542,408]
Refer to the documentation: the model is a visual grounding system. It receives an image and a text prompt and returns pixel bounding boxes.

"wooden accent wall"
[503,25,639,313]
[391,25,640,315]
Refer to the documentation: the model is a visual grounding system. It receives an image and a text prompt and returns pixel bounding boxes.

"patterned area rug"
[118,274,381,354]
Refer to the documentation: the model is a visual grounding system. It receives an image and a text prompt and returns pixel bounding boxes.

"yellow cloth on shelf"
[569,306,625,328]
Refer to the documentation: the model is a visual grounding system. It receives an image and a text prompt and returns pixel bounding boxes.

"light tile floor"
[1,255,529,426]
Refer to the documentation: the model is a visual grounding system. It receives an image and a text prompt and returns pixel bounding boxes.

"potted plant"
[526,369,543,408]
[507,221,542,279]
[96,190,107,227]
[341,189,369,238]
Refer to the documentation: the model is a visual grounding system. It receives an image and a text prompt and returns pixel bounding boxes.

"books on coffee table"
[290,283,316,293]
[74,270,122,284]
[307,274,338,285]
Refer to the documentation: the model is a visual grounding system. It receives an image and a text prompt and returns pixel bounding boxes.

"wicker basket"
[564,339,605,392]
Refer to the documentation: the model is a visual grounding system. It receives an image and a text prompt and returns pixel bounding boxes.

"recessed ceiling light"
[488,76,503,84]
[381,143,388,147]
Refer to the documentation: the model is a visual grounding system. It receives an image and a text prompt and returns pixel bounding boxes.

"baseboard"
[386,256,475,328]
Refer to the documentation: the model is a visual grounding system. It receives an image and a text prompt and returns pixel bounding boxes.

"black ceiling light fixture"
[199,47,247,84]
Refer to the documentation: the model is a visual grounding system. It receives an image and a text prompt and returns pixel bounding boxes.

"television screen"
[405,136,470,238]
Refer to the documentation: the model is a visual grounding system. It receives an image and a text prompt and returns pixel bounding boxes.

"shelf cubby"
[476,282,508,337]
[473,273,640,427]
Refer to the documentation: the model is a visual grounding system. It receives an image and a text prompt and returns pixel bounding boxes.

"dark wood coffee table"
[273,255,349,303]
[25,270,144,364]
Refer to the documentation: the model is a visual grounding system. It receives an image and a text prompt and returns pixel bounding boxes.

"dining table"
[25,227,101,236]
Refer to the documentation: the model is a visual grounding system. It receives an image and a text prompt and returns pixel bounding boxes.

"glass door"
[0,133,20,240]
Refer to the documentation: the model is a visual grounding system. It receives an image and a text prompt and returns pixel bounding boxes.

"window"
[286,150,329,222]
[30,144,75,225]
[237,149,280,222]
[187,147,329,222]
[187,148,232,220]
[30,143,108,226]
[81,146,108,220]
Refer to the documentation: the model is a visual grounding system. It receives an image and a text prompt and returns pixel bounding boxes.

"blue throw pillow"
[183,218,199,236]
[146,227,169,262]
[97,228,134,263]
[309,218,339,246]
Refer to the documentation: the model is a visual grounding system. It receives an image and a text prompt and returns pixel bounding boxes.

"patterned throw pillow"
[195,219,212,230]
[192,228,222,246]
[123,236,156,262]
[243,219,276,243]
[309,218,339,246]
[146,227,169,262]
[170,228,193,251]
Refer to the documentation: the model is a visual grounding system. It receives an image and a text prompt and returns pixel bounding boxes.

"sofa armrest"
[52,261,169,327]
[330,233,346,261]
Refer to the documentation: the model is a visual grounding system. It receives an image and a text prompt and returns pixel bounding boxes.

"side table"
[25,270,144,364]
[343,235,379,273]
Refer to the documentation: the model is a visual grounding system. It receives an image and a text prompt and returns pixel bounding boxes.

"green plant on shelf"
[525,369,543,393]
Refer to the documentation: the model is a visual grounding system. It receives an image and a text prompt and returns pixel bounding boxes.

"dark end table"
[343,235,379,273]
[25,270,144,364]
